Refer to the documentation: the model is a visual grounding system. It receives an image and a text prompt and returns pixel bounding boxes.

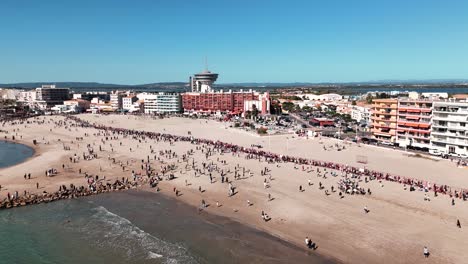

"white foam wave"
[81,206,199,264]
[148,251,164,259]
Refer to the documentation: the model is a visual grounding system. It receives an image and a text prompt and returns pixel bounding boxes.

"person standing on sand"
[457,219,461,228]
[305,237,309,247]
[423,246,430,258]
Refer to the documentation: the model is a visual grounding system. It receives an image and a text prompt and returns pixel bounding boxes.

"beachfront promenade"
[0,114,467,264]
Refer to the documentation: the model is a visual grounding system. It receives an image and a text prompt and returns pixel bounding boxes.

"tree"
[251,104,259,118]
[270,103,282,115]
[257,127,268,134]
[366,94,374,104]
[351,100,357,106]
[281,102,295,112]
[245,110,252,119]
[302,106,313,112]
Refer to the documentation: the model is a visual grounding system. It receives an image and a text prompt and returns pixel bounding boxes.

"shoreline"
[87,189,338,264]
[0,182,338,263]
[0,139,38,170]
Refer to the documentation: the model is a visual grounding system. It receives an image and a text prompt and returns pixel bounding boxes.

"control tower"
[190,69,218,93]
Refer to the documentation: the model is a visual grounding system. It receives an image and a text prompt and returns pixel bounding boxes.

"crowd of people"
[65,115,468,201]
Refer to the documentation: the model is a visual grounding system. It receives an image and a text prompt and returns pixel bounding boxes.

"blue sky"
[1,0,467,84]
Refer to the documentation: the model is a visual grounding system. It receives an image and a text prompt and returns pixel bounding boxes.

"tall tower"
[191,69,219,93]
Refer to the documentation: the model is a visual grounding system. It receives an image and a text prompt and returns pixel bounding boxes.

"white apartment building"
[244,92,271,115]
[351,106,371,125]
[431,101,468,156]
[143,93,182,114]
[122,96,137,111]
[110,92,123,110]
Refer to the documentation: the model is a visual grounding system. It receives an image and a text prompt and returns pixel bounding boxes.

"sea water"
[0,141,34,168]
[0,191,333,264]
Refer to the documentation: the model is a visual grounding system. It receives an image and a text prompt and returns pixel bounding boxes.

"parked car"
[429,149,443,156]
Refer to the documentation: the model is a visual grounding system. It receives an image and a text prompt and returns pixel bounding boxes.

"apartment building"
[370,99,398,143]
[36,85,70,107]
[396,100,432,149]
[351,106,371,125]
[431,101,468,156]
[122,96,137,111]
[110,92,124,110]
[143,93,182,114]
[18,85,69,110]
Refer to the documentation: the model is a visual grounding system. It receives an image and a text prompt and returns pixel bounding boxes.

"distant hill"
[0,82,189,90]
[223,79,468,87]
[1,80,468,90]
[0,82,128,89]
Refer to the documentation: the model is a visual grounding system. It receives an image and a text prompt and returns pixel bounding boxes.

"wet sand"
[92,190,334,264]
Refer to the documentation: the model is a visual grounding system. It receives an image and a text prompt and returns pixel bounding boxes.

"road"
[288,113,312,128]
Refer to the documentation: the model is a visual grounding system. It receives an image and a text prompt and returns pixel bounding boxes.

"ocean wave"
[148,251,163,259]
[80,206,199,264]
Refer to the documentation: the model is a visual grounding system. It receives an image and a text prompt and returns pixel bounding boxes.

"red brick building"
[182,90,260,114]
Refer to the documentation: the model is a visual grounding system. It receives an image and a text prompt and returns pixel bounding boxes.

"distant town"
[1,69,467,159]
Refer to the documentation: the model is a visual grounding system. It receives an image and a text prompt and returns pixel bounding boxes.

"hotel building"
[182,90,262,114]
[18,85,69,110]
[370,99,398,143]
[182,69,270,115]
[143,93,182,114]
[396,100,432,149]
[431,101,468,156]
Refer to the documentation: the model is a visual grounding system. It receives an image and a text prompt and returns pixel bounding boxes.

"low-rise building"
[63,99,91,113]
[302,93,343,101]
[309,118,334,127]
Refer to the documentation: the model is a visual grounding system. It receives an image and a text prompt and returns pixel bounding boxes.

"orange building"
[371,99,398,143]
[396,100,432,148]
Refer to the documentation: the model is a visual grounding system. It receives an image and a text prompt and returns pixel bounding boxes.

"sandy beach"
[1,114,467,264]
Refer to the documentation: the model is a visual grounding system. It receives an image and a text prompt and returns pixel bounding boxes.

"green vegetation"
[257,127,268,134]
[281,102,295,112]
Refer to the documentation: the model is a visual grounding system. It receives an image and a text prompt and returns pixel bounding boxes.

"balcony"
[433,108,468,115]
[445,125,468,131]
[396,127,431,134]
[373,123,397,129]
[370,116,397,121]
[432,115,468,122]
[372,104,398,110]
[371,129,396,135]
[431,131,468,139]
[371,111,398,116]
[431,137,468,146]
